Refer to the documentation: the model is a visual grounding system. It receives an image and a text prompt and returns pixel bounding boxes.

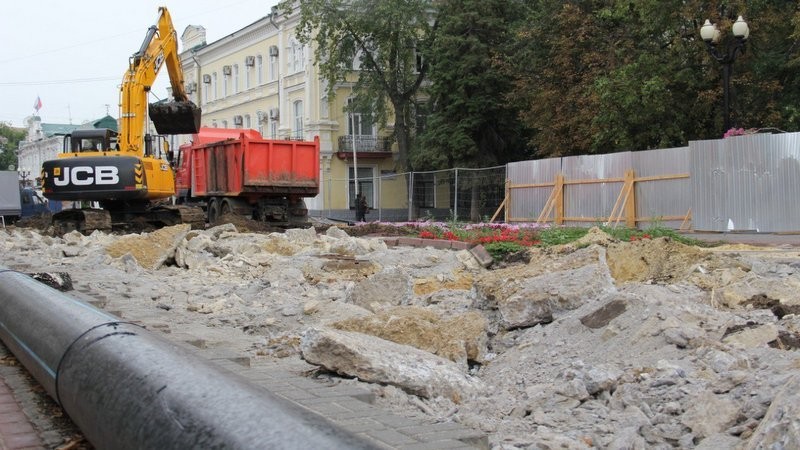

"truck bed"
[191,135,320,197]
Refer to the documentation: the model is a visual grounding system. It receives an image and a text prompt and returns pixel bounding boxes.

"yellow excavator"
[40,7,204,233]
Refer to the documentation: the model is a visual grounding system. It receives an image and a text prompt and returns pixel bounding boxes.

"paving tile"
[4,433,43,449]
[0,420,35,436]
[0,403,20,414]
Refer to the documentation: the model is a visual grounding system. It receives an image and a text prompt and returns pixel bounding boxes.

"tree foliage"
[505,0,800,157]
[0,123,24,171]
[283,0,800,163]
[281,0,437,170]
[412,0,531,171]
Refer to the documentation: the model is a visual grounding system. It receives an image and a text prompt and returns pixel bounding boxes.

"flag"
[33,96,42,112]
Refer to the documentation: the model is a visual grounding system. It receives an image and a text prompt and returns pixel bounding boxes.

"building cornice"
[182,17,277,64]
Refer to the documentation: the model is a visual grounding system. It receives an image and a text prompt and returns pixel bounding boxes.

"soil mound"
[606,236,706,283]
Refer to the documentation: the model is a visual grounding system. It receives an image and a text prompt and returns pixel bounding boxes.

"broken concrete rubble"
[1,224,799,449]
[300,327,484,401]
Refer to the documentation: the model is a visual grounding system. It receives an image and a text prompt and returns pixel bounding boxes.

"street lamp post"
[18,167,30,188]
[699,16,750,132]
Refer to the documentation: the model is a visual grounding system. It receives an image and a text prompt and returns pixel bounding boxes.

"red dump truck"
[174,128,320,227]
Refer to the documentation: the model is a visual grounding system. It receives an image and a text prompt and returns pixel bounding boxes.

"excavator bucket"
[149,101,202,135]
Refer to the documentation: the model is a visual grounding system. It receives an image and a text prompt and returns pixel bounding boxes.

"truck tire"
[287,198,310,227]
[220,198,234,217]
[207,197,220,223]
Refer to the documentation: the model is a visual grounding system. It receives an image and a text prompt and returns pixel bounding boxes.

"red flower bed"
[417,224,540,247]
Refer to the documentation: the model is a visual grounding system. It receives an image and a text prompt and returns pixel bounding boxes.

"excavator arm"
[119,6,200,155]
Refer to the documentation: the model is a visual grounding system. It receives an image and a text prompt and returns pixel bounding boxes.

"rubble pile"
[2,224,799,449]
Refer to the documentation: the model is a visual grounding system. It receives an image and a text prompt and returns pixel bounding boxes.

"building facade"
[177,7,401,218]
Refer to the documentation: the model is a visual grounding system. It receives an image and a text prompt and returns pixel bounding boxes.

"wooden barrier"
[491,170,690,228]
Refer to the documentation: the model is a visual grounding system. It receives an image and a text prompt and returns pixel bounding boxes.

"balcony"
[336,136,393,159]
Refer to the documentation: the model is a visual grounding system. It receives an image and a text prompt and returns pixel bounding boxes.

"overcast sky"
[0,0,279,128]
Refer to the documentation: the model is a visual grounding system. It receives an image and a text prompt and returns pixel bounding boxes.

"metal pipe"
[0,267,378,450]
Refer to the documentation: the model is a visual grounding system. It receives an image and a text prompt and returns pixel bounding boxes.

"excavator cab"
[63,129,119,153]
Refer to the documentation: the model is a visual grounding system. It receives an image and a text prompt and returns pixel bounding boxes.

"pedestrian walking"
[356,193,369,222]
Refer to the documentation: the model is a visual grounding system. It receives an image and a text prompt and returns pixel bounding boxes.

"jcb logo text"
[53,166,120,186]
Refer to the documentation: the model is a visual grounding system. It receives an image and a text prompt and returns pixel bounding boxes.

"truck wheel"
[220,198,234,217]
[287,198,309,227]
[207,197,220,223]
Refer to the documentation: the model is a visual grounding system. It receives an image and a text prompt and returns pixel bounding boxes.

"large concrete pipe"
[0,267,378,449]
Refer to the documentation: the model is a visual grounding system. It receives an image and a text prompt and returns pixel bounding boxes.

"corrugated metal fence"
[691,133,800,232]
[506,131,800,232]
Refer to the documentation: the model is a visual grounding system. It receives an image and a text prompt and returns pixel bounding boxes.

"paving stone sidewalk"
[0,344,75,450]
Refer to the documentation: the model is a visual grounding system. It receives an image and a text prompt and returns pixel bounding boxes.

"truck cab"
[20,187,58,217]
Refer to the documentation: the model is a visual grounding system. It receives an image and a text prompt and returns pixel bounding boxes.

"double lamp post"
[699,15,750,132]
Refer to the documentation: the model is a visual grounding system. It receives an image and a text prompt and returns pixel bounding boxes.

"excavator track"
[51,205,205,235]
[156,205,206,230]
[52,209,112,235]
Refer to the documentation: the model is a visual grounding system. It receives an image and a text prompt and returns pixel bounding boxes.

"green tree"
[505,1,800,157]
[413,0,531,220]
[413,0,530,169]
[0,123,24,171]
[281,0,437,170]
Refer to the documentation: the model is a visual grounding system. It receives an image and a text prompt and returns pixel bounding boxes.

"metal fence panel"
[318,167,506,224]
[507,158,561,222]
[310,131,800,230]
[692,132,800,232]
[632,147,691,229]
[561,152,632,226]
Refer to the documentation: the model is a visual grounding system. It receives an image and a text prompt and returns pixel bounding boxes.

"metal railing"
[337,136,392,153]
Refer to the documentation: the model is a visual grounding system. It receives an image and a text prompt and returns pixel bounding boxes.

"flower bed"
[345,221,675,261]
[354,221,544,259]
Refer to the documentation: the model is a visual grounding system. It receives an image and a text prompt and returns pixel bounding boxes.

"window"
[269,51,278,81]
[347,98,376,137]
[289,39,305,73]
[233,64,239,94]
[212,73,218,100]
[244,114,251,129]
[347,97,376,151]
[293,100,303,139]
[349,167,374,209]
[258,121,264,137]
[269,120,277,139]
[351,49,363,70]
[223,72,228,97]
[222,120,228,128]
[257,55,263,84]
[204,82,210,104]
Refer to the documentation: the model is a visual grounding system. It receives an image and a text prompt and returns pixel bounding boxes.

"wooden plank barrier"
[499,171,690,228]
